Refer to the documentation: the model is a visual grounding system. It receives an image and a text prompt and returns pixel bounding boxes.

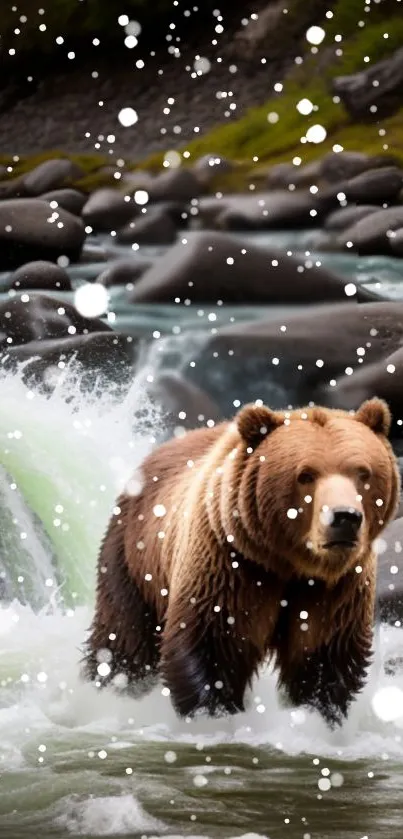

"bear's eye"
[358,467,372,483]
[297,470,316,485]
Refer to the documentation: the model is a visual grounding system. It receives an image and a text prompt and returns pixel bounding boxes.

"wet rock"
[40,188,86,216]
[0,292,111,347]
[227,0,326,63]
[78,243,110,264]
[320,151,374,184]
[301,230,338,252]
[147,371,222,429]
[96,257,153,288]
[1,332,135,392]
[324,205,381,233]
[116,207,177,246]
[320,347,403,423]
[120,170,155,194]
[192,154,235,185]
[0,174,26,199]
[82,188,138,232]
[9,260,72,292]
[390,228,403,256]
[158,200,190,226]
[147,168,202,203]
[376,517,403,624]
[337,207,403,255]
[229,0,288,61]
[127,231,381,305]
[23,159,84,196]
[332,47,403,121]
[288,160,324,188]
[214,190,329,231]
[0,198,86,270]
[193,196,230,229]
[202,301,403,408]
[342,166,403,205]
[266,163,297,189]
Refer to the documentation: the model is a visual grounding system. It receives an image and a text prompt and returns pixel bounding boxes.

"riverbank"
[2,0,403,170]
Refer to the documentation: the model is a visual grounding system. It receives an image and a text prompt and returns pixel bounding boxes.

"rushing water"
[1,232,403,839]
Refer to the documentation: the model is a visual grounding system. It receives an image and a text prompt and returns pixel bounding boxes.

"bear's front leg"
[83,505,161,695]
[161,602,260,717]
[160,560,282,719]
[275,569,375,728]
[278,626,373,728]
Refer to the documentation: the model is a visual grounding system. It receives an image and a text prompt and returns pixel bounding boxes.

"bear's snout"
[312,474,365,554]
[322,506,363,548]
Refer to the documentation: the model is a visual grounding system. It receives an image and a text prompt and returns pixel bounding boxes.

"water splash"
[0,350,402,836]
[0,356,163,607]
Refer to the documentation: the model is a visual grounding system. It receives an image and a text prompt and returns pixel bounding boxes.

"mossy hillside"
[0,150,110,177]
[2,2,403,195]
[321,0,401,42]
[155,8,403,187]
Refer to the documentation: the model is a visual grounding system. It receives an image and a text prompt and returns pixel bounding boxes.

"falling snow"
[1,0,403,835]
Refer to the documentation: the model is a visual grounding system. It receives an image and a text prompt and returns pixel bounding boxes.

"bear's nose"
[325,506,363,547]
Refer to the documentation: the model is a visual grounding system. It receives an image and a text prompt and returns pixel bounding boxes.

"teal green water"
[0,233,403,838]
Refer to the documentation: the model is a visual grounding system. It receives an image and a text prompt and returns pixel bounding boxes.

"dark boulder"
[1,332,135,392]
[22,159,84,196]
[332,47,403,121]
[116,207,177,246]
[40,188,86,216]
[127,231,381,305]
[338,207,403,255]
[192,301,403,413]
[82,188,139,232]
[0,198,86,270]
[9,260,72,292]
[147,371,222,430]
[96,257,153,288]
[0,292,111,347]
[324,205,381,233]
[320,347,403,424]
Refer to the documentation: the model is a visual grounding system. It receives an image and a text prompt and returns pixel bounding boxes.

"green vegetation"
[322,0,399,42]
[1,0,403,194]
[135,5,403,186]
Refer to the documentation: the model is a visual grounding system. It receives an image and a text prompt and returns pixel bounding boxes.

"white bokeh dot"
[74,283,109,318]
[306,25,325,45]
[372,686,403,721]
[118,107,138,127]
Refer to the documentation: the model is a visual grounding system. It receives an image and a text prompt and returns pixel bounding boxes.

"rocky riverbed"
[1,147,403,624]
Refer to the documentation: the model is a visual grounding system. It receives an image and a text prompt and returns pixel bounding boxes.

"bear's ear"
[355,397,392,437]
[237,403,284,448]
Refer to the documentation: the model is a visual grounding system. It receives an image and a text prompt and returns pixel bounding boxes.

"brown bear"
[83,397,400,728]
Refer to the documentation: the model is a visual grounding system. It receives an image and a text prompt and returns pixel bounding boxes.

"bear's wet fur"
[83,398,400,727]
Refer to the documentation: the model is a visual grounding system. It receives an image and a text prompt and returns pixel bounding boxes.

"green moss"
[73,171,118,192]
[326,16,403,78]
[3,1,403,196]
[178,81,343,165]
[0,150,109,183]
[323,0,399,41]
[136,5,403,187]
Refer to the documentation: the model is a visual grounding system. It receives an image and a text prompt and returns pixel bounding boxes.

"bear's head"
[233,398,400,583]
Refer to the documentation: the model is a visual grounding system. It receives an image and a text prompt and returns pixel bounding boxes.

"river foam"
[0,358,402,836]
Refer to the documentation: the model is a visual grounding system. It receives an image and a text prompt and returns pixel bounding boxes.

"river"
[0,230,403,838]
